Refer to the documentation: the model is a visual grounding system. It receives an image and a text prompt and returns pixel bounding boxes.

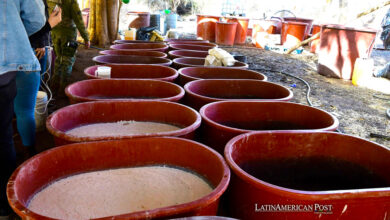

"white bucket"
[34,91,48,132]
[96,66,111,78]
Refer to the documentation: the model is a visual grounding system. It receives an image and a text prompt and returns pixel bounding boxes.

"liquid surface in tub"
[66,121,181,137]
[240,156,389,191]
[87,95,160,99]
[221,120,307,130]
[28,166,213,220]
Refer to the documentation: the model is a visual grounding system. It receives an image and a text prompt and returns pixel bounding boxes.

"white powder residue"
[66,121,181,137]
[28,166,213,220]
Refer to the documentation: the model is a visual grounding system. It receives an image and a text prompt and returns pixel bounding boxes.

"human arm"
[20,0,46,36]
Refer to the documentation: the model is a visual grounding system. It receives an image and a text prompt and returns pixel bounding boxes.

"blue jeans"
[0,71,17,215]
[14,54,45,147]
[14,71,41,147]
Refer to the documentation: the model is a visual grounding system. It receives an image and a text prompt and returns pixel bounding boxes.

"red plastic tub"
[283,17,313,38]
[310,24,321,53]
[92,55,172,66]
[168,42,217,47]
[281,21,308,45]
[168,50,209,60]
[110,43,168,52]
[226,17,250,45]
[7,137,230,219]
[84,64,178,82]
[184,80,291,110]
[173,58,248,70]
[65,79,185,104]
[165,38,210,43]
[170,44,216,51]
[46,101,201,146]
[317,24,377,80]
[114,40,162,44]
[99,50,167,58]
[200,101,339,153]
[167,40,212,45]
[225,131,390,220]
[216,22,237,46]
[179,67,267,86]
[197,15,221,42]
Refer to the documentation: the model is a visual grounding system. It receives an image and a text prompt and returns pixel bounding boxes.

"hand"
[84,40,90,49]
[48,7,62,28]
[35,47,45,60]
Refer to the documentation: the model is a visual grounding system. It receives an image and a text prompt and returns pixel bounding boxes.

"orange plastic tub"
[226,17,250,45]
[65,79,185,104]
[281,21,308,45]
[197,15,221,42]
[216,22,237,46]
[8,137,230,219]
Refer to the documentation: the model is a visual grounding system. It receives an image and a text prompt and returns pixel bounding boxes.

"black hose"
[278,71,313,107]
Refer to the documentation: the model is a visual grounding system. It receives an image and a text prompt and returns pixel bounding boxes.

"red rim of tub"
[169,44,216,51]
[7,137,231,220]
[110,43,169,52]
[46,100,202,142]
[65,79,185,103]
[84,64,178,81]
[178,67,267,82]
[224,131,390,200]
[200,101,339,134]
[168,50,209,59]
[184,79,292,103]
[173,58,249,69]
[99,50,168,58]
[92,55,173,66]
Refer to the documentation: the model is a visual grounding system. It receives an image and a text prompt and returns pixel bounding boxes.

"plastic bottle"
[125,28,136,40]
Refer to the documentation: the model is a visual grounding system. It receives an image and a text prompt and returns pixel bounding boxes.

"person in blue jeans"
[0,0,45,219]
[14,0,62,156]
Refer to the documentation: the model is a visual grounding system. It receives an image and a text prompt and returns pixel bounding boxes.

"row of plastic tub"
[7,40,390,220]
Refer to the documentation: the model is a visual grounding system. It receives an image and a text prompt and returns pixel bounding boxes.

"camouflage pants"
[50,28,77,96]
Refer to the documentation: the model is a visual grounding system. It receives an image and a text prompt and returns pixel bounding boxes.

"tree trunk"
[107,0,119,43]
[88,0,119,47]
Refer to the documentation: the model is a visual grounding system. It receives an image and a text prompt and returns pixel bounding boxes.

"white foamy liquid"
[66,121,181,137]
[28,166,213,220]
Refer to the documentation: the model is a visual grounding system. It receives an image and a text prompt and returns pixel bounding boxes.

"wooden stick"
[286,32,320,54]
[357,1,390,18]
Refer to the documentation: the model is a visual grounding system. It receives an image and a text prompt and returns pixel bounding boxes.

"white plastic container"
[96,66,111,78]
[35,91,48,132]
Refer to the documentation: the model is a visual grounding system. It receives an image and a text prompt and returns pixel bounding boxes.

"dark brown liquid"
[208,94,269,99]
[221,120,307,130]
[87,95,159,99]
[240,156,389,191]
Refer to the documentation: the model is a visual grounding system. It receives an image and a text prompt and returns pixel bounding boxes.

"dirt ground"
[14,44,390,161]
